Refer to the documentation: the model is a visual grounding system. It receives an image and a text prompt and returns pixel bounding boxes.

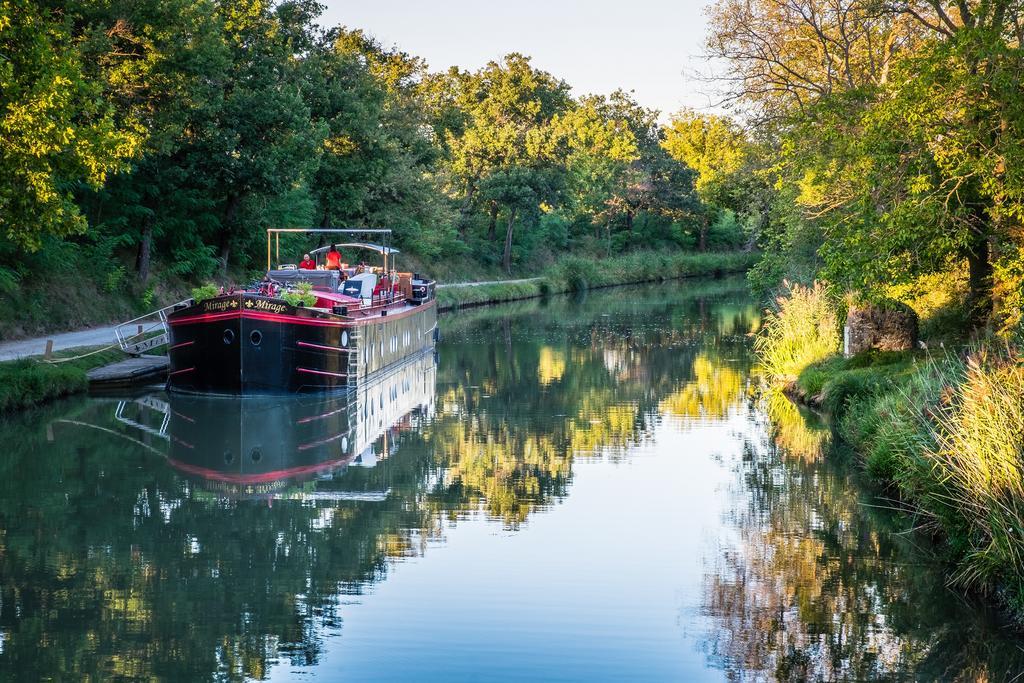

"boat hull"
[166,294,436,394]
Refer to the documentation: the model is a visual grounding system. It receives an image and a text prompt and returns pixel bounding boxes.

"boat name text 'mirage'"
[200,297,291,315]
[245,298,291,314]
[202,298,239,313]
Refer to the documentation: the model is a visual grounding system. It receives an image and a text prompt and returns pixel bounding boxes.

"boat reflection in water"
[117,349,436,498]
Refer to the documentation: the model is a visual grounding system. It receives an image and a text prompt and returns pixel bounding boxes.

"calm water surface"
[2,280,1024,681]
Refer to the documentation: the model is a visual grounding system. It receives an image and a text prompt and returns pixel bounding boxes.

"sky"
[320,0,723,121]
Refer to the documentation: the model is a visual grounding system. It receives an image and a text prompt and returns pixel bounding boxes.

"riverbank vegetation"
[0,1,763,340]
[437,251,759,311]
[698,0,1024,617]
[0,348,126,414]
[757,280,1024,616]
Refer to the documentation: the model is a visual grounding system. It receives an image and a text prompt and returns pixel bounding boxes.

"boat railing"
[115,299,192,355]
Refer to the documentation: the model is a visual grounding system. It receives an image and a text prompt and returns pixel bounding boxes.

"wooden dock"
[87,355,169,389]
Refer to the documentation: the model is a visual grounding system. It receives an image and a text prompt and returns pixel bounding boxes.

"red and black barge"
[166,229,437,394]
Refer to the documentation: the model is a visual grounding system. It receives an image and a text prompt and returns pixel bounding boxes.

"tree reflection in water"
[5,280,1018,681]
[703,391,1024,681]
[0,281,757,681]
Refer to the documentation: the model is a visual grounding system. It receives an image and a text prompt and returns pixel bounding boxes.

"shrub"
[795,349,915,407]
[104,265,126,293]
[557,256,601,292]
[0,360,88,413]
[707,209,747,250]
[281,281,317,307]
[817,363,909,414]
[191,283,220,303]
[0,346,131,413]
[755,280,841,382]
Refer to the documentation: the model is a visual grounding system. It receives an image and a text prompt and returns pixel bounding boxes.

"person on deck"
[325,244,342,270]
[373,273,389,299]
[298,254,316,270]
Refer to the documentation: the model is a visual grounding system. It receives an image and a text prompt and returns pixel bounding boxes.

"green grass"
[754,280,841,383]
[437,280,547,310]
[795,350,916,412]
[0,347,128,414]
[922,355,1024,594]
[555,250,758,291]
[438,250,758,311]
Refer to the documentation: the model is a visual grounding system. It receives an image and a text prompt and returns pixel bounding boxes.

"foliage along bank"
[757,282,1024,620]
[0,348,127,414]
[437,251,759,311]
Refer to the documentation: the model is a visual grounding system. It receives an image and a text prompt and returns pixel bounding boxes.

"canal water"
[1,279,1023,681]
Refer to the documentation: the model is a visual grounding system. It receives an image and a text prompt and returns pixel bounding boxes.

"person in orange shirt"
[298,253,316,270]
[325,244,342,270]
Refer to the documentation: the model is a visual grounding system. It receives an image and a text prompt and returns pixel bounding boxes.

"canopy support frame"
[266,228,394,271]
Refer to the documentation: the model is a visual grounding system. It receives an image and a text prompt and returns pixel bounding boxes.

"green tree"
[540,95,639,239]
[479,166,561,273]
[307,28,454,258]
[663,111,750,251]
[708,0,1024,324]
[73,0,228,283]
[189,0,325,272]
[600,92,699,249]
[438,54,571,243]
[0,0,145,252]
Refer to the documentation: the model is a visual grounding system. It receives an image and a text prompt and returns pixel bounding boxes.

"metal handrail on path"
[115,299,192,355]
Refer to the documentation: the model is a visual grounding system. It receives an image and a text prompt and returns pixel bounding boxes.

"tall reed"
[754,281,841,382]
[924,352,1024,591]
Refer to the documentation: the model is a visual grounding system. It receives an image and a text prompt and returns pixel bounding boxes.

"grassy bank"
[757,282,1024,618]
[438,250,758,311]
[0,347,127,414]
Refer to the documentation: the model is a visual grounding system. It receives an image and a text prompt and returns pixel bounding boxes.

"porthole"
[223,329,235,345]
[341,331,349,347]
[223,449,234,464]
[250,330,262,346]
[250,447,262,463]
[341,436,349,452]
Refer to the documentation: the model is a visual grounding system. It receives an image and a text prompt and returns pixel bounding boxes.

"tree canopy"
[0,0,734,305]
[708,0,1024,327]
